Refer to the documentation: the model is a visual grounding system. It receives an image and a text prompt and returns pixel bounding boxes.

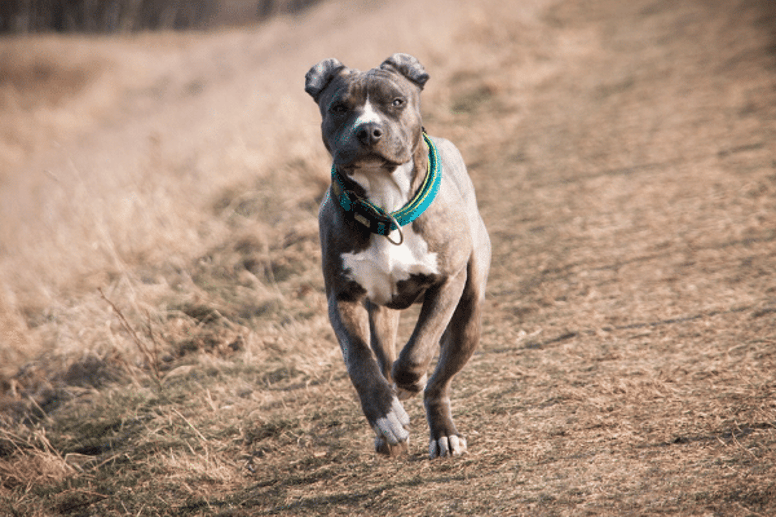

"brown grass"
[1,0,775,515]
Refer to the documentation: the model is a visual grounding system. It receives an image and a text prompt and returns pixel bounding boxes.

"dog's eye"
[329,103,348,114]
[392,98,405,108]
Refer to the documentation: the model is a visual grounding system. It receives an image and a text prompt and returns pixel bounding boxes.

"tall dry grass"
[0,0,486,380]
[0,5,356,501]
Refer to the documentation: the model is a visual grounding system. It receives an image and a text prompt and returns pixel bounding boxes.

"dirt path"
[434,0,776,513]
[1,0,775,515]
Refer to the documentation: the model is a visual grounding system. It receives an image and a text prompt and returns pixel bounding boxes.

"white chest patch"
[341,226,439,306]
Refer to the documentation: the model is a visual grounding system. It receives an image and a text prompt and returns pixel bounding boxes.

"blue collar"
[330,133,442,243]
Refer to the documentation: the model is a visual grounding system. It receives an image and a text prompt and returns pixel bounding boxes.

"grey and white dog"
[305,53,490,458]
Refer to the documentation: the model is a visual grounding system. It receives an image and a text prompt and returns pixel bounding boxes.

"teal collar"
[330,133,442,245]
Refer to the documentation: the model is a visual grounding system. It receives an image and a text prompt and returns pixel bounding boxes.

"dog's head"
[305,53,429,171]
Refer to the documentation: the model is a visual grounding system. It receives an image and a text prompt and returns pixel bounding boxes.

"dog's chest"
[341,227,439,306]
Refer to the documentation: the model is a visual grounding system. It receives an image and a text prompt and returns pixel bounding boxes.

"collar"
[329,133,442,243]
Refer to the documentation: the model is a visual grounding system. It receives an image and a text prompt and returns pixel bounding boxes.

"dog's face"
[305,54,430,172]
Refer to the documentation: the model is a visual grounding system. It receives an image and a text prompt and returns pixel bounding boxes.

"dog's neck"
[349,162,413,213]
[346,138,429,213]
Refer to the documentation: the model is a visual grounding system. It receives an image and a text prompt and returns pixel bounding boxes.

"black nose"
[355,123,383,147]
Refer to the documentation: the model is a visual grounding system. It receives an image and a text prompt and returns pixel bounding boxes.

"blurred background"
[0,0,323,33]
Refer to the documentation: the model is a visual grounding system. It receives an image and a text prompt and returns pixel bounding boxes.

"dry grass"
[1,0,776,515]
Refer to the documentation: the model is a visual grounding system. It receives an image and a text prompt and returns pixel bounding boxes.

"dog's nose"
[356,123,383,147]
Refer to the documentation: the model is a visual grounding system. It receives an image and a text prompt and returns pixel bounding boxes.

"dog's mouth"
[329,128,414,171]
[337,153,402,174]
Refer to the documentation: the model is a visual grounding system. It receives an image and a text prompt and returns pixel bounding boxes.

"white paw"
[372,396,410,446]
[429,435,467,459]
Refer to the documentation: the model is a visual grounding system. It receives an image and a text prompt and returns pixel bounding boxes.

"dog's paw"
[375,434,410,457]
[393,373,427,401]
[371,396,410,451]
[429,434,467,459]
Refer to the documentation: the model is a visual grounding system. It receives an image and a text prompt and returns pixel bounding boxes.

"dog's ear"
[380,53,429,90]
[305,58,345,103]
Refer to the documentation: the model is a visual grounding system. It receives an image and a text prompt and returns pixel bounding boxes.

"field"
[1,0,775,515]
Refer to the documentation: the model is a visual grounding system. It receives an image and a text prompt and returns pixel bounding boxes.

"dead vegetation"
[1,0,775,515]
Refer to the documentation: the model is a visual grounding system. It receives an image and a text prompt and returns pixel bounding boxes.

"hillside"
[1,0,775,515]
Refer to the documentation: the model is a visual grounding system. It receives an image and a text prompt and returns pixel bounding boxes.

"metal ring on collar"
[384,213,404,246]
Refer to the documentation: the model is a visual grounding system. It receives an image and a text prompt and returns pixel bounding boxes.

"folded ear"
[379,53,429,90]
[305,58,345,103]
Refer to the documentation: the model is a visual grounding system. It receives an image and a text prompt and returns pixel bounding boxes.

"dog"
[305,53,490,458]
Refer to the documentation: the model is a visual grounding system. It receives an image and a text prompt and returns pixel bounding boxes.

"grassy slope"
[2,0,776,515]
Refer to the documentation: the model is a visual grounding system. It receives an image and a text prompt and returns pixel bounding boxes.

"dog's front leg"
[391,267,467,399]
[367,300,400,383]
[328,295,410,455]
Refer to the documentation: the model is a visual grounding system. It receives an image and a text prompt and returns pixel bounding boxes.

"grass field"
[1,0,775,515]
